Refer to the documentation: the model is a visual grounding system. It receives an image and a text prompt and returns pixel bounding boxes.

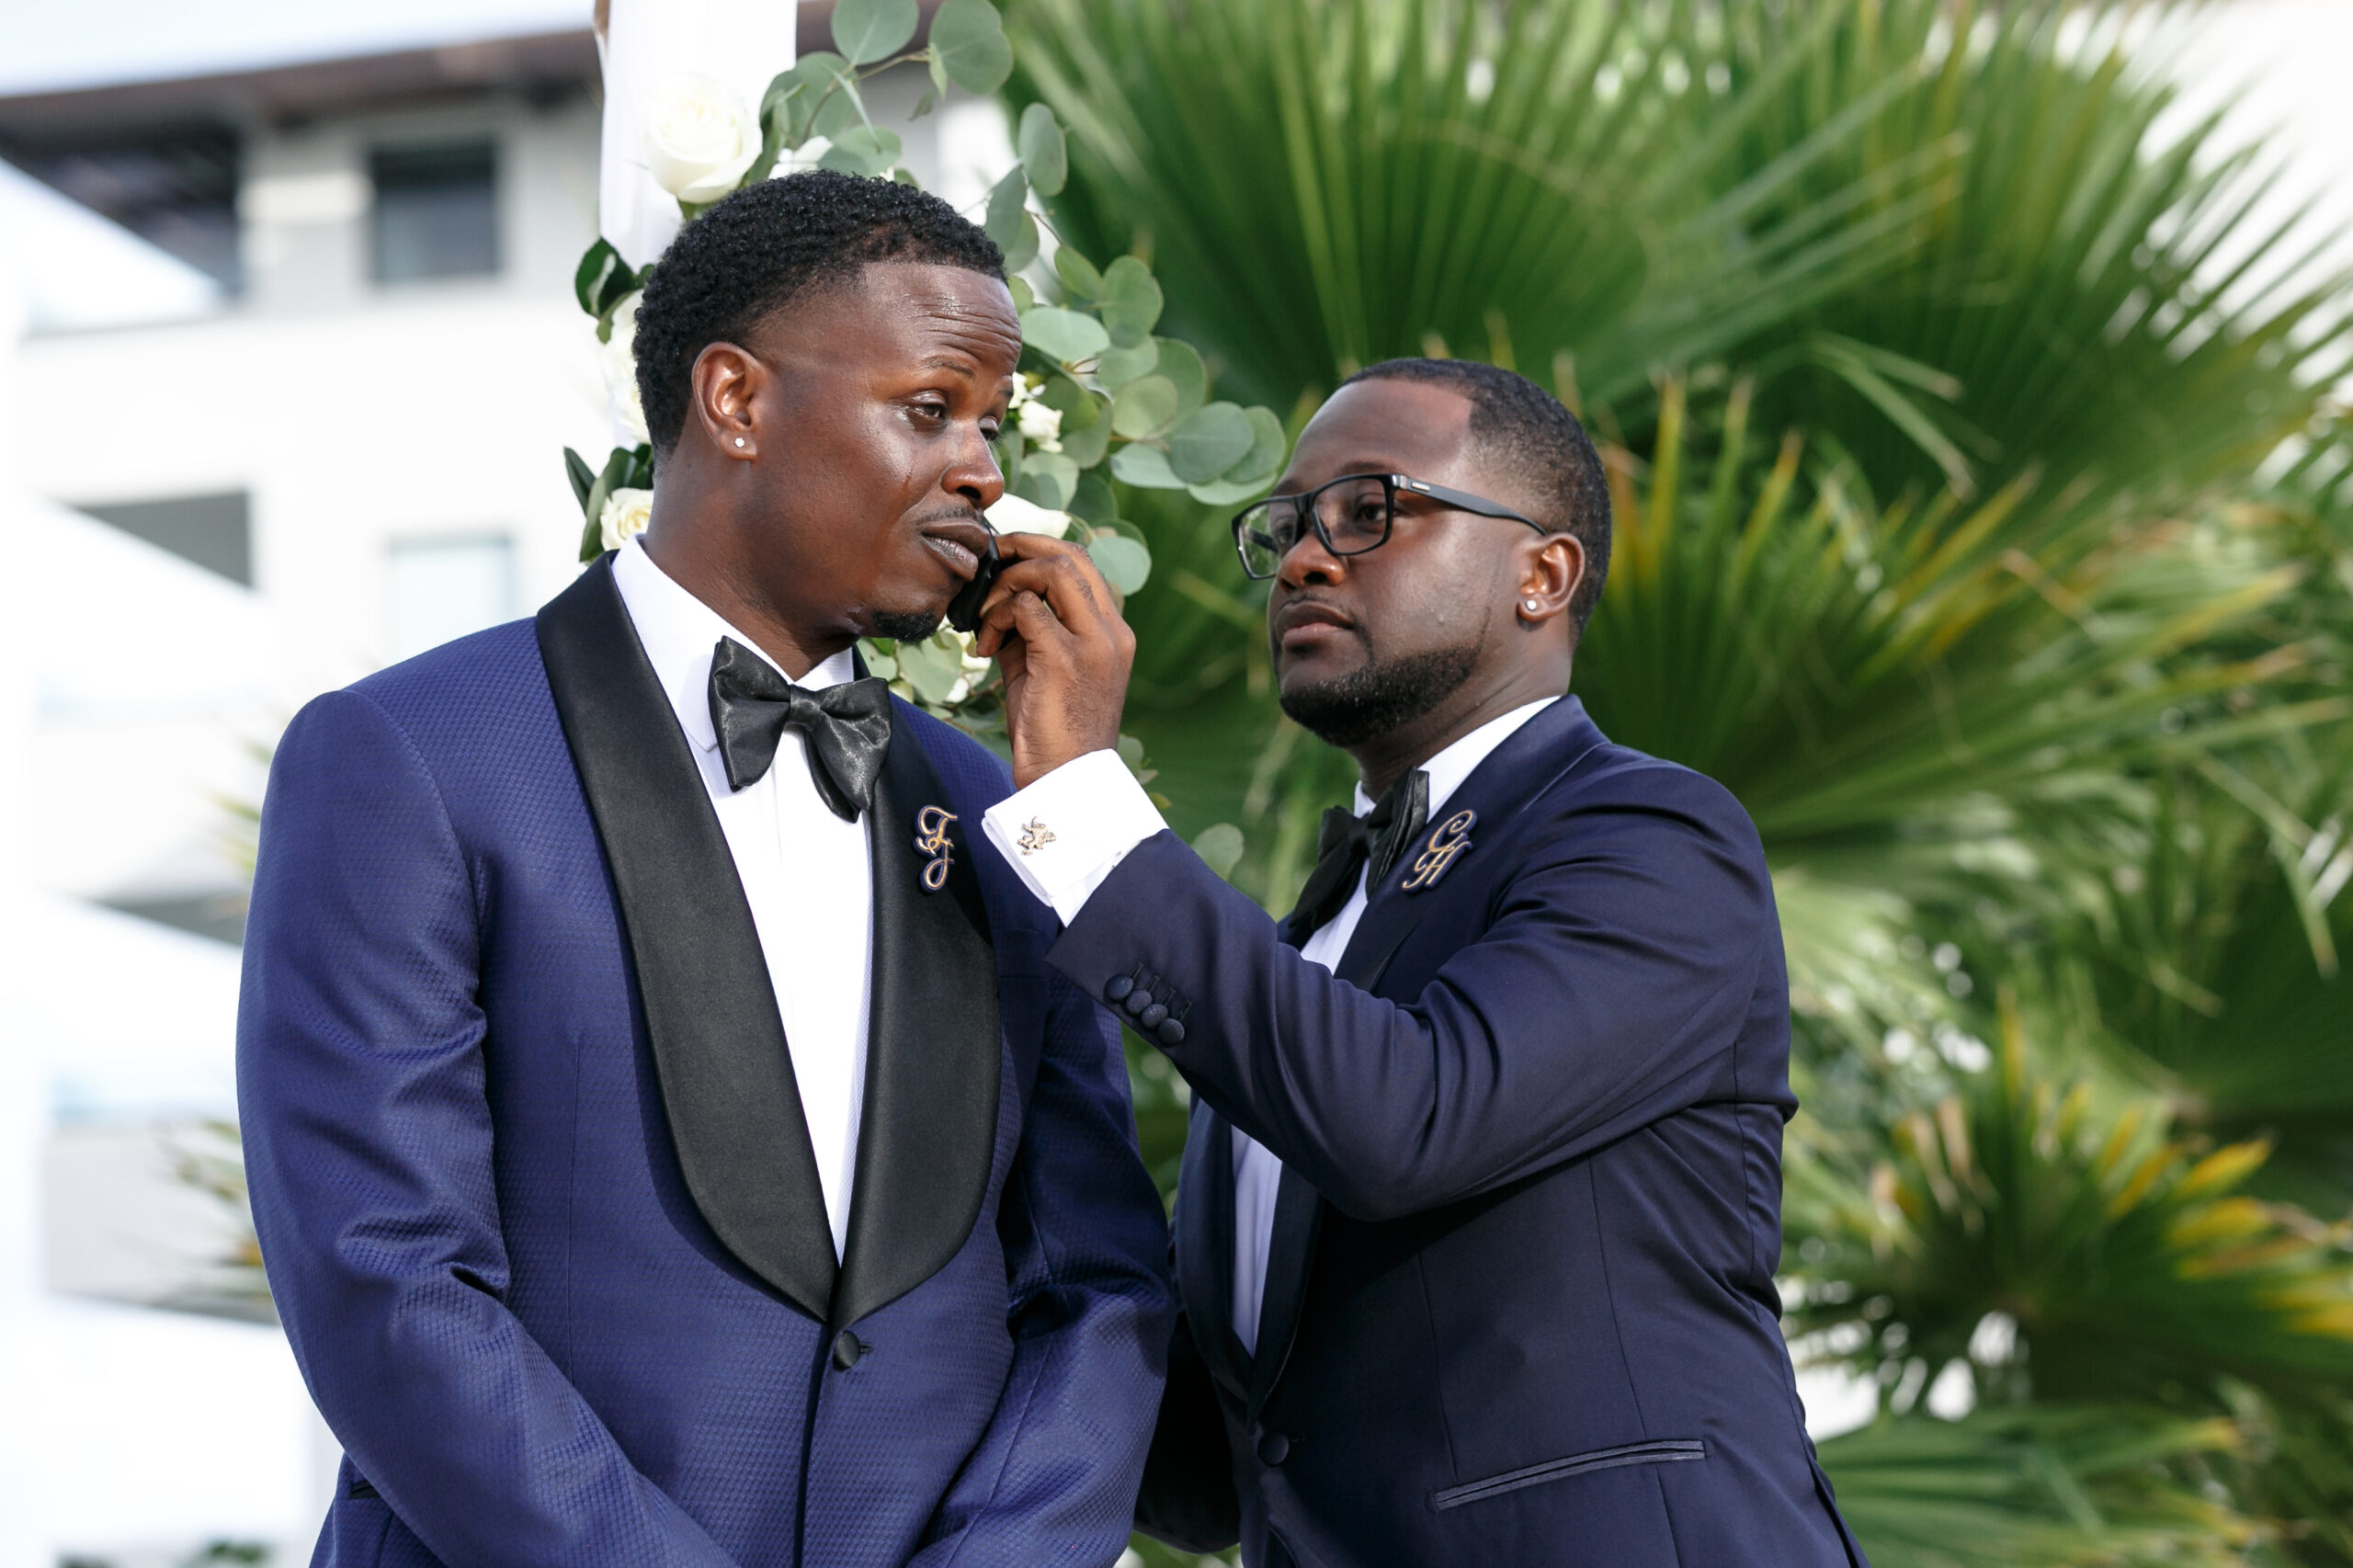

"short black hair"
[1339,358,1612,633]
[632,169,1005,455]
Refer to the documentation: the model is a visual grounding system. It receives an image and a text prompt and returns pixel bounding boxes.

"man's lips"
[1273,599,1357,650]
[919,517,992,580]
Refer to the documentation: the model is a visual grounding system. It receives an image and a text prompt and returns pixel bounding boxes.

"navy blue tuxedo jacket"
[236,557,1173,1568]
[1051,698,1865,1567]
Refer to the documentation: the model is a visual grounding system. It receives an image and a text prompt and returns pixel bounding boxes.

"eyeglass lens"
[1236,476,1394,576]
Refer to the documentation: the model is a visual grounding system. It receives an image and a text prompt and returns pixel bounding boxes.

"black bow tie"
[1285,769,1429,940]
[706,638,893,820]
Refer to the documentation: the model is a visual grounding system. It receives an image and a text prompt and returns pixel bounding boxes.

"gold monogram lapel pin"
[1401,809,1476,892]
[914,805,958,892]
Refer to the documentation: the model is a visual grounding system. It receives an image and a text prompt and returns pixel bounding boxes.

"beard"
[870,608,943,642]
[1278,637,1483,748]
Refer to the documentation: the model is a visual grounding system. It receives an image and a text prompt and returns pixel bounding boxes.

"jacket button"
[1139,1003,1168,1029]
[1105,974,1134,1002]
[1156,1018,1187,1046]
[831,1330,866,1370]
[1256,1428,1290,1466]
[1124,988,1154,1017]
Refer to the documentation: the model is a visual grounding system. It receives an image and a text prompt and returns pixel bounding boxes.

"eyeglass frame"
[1230,472,1546,580]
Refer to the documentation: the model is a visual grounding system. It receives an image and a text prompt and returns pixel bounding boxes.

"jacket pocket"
[1432,1438,1707,1511]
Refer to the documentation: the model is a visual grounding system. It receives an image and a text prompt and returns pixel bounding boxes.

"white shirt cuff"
[982,748,1168,925]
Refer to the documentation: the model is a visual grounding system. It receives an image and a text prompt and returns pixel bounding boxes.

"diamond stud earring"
[733,437,747,449]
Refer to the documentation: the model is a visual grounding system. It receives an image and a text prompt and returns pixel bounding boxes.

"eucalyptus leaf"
[1191,823,1245,881]
[1152,337,1208,421]
[1110,441,1188,490]
[926,49,949,106]
[1006,275,1034,313]
[1226,404,1290,483]
[1167,401,1255,483]
[831,0,918,64]
[1069,472,1118,527]
[983,167,1028,252]
[1086,533,1154,595]
[929,0,1013,94]
[1021,306,1111,364]
[1042,372,1097,429]
[763,54,847,149]
[1099,256,1165,347]
[860,648,899,680]
[1057,403,1112,467]
[1112,375,1179,438]
[992,431,1023,492]
[1002,210,1040,274]
[1017,450,1079,511]
[895,636,966,704]
[1095,339,1160,390]
[818,124,903,177]
[1017,103,1067,197]
[1054,244,1104,302]
[1186,474,1276,506]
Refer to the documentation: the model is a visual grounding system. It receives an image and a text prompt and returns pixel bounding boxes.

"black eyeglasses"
[1231,472,1543,579]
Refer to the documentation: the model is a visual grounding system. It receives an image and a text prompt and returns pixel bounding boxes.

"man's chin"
[869,608,944,643]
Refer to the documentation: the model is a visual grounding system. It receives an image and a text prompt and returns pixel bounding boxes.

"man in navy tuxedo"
[236,171,1171,1568]
[968,359,1867,1565]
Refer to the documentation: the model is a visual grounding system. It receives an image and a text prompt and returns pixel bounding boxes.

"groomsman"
[237,171,1172,1568]
[970,358,1869,1566]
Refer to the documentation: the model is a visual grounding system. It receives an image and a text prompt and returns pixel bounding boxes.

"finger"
[985,552,1111,637]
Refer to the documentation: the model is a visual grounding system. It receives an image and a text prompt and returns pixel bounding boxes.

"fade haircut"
[632,168,1006,455]
[1339,358,1612,633]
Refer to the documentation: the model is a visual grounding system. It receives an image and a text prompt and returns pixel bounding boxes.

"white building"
[0,9,1012,1563]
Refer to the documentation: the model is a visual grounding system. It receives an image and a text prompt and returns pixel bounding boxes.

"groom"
[236,171,1171,1568]
[970,359,1866,1565]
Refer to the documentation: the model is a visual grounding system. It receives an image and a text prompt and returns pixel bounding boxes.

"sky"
[0,0,590,96]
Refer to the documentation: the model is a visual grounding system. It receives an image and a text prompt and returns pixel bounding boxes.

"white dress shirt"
[612,537,874,1258]
[983,697,1558,1352]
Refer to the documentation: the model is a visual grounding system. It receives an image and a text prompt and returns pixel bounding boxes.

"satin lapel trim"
[1177,1104,1251,1403]
[535,557,836,1319]
[832,707,1001,1331]
[1335,696,1608,993]
[1246,1166,1324,1417]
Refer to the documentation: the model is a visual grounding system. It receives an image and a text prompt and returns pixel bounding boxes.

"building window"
[369,141,498,284]
[388,535,516,661]
[75,491,252,585]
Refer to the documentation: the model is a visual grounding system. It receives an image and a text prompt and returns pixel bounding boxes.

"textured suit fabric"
[237,611,1173,1568]
[1056,698,1867,1568]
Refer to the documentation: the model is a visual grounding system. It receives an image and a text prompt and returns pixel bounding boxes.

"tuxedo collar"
[537,557,999,1325]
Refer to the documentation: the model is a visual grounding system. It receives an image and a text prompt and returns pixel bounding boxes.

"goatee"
[870,608,943,642]
[1279,640,1481,748]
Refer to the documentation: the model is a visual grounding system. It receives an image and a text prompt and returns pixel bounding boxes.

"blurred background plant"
[996,0,2353,1562]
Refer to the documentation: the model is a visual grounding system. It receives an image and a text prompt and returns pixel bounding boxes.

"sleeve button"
[1155,1018,1187,1046]
[1124,989,1154,1017]
[1105,974,1134,1002]
[1139,1004,1168,1029]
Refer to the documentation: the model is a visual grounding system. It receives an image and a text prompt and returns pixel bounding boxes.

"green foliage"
[1004,0,2353,1559]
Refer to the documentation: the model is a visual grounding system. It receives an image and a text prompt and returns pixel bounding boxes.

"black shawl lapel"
[1243,697,1607,1407]
[1177,1102,1251,1403]
[830,709,1001,1332]
[536,556,836,1319]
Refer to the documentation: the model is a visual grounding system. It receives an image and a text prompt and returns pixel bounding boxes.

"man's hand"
[971,531,1136,788]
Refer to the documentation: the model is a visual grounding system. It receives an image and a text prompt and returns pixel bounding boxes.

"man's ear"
[1514,532,1585,627]
[689,341,764,461]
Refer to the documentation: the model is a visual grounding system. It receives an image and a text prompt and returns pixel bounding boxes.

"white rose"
[600,487,654,551]
[644,74,758,205]
[1017,397,1063,449]
[986,492,1073,538]
[601,293,650,447]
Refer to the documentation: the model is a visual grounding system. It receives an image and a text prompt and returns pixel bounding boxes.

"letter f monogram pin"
[914,806,958,892]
